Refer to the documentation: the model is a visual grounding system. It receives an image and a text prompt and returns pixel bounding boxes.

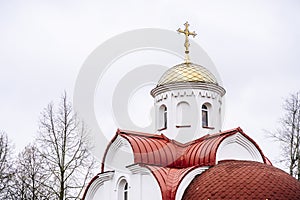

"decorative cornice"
[110,136,130,151]
[98,171,115,181]
[126,164,151,175]
[151,82,226,97]
[104,136,133,170]
[83,171,114,199]
[155,88,221,102]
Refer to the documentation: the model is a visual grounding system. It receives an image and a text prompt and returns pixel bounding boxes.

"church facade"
[83,23,300,200]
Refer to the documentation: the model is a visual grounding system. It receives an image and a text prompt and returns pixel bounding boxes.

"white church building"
[83,23,300,200]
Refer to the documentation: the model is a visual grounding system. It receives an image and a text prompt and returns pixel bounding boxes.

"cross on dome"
[177,21,197,63]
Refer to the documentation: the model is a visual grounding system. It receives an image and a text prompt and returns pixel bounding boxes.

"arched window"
[158,105,167,130]
[176,102,191,127]
[118,179,128,200]
[124,182,128,200]
[202,104,208,127]
[163,106,167,129]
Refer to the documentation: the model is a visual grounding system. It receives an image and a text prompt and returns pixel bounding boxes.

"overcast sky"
[1,0,300,170]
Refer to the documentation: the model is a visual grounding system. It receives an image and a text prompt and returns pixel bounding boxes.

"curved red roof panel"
[99,128,273,200]
[184,128,242,167]
[145,165,197,200]
[118,130,178,167]
[184,133,226,167]
[102,127,267,170]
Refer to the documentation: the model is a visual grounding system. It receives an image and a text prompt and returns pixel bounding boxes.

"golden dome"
[157,62,218,86]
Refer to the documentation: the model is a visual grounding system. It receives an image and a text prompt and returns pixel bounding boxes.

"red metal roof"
[102,127,266,170]
[118,130,178,167]
[99,128,269,200]
[145,165,197,200]
[182,160,300,200]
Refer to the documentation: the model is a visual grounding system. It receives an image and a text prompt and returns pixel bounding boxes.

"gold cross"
[177,22,197,63]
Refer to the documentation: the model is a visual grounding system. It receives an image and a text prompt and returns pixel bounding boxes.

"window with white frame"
[118,179,128,200]
[158,105,167,130]
[202,104,209,127]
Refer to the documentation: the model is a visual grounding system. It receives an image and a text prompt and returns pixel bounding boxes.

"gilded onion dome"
[151,62,225,97]
[157,62,218,86]
[151,22,225,97]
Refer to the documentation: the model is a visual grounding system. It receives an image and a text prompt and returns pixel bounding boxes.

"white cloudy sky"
[1,0,300,170]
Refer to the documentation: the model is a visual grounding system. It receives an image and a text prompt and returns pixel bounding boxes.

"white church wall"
[127,164,162,200]
[216,132,264,163]
[90,171,131,200]
[113,173,130,200]
[84,171,114,200]
[100,179,114,199]
[104,136,135,172]
[128,173,143,199]
[176,101,191,126]
[90,182,107,199]
[155,88,224,143]
[101,138,162,200]
[141,173,162,200]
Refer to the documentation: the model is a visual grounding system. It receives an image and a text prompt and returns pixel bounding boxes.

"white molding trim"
[175,167,209,200]
[126,164,151,175]
[109,135,131,152]
[216,132,264,163]
[114,175,130,191]
[104,135,134,171]
[85,171,114,199]
[155,89,221,103]
[151,82,225,98]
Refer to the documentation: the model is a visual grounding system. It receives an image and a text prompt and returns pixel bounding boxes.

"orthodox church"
[83,23,300,200]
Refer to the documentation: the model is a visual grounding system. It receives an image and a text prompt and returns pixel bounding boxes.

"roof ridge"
[118,127,243,145]
[118,129,166,139]
[205,127,241,139]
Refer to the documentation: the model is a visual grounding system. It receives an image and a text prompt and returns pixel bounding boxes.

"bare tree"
[10,144,51,200]
[269,91,300,180]
[0,131,13,199]
[37,92,97,200]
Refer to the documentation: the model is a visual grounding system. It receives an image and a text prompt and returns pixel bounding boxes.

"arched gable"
[82,171,114,200]
[102,128,267,172]
[216,130,265,163]
[184,127,266,167]
[95,128,269,200]
[102,132,134,172]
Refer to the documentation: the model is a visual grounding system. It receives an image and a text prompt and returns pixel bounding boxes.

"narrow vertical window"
[118,179,128,200]
[124,182,128,200]
[202,104,208,127]
[158,105,167,130]
[163,106,167,129]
